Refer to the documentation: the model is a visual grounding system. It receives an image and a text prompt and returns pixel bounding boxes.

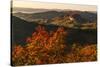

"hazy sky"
[12,0,97,11]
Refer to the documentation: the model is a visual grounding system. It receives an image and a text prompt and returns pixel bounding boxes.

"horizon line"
[12,0,97,12]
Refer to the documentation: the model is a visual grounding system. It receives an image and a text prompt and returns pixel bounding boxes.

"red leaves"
[26,25,67,49]
[12,45,23,56]
[26,37,32,43]
[36,60,43,64]
[12,25,67,65]
[12,25,97,65]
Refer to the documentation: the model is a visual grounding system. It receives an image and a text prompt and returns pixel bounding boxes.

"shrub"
[12,25,67,65]
[12,25,97,66]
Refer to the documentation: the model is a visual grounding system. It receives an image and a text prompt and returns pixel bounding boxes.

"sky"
[12,0,97,11]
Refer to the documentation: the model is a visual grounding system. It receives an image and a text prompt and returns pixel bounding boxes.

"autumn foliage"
[12,25,97,66]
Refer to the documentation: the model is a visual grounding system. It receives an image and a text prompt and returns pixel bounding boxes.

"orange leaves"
[26,37,32,43]
[12,45,24,57]
[64,44,97,62]
[26,25,67,51]
[80,45,96,56]
[79,45,97,61]
[12,25,97,66]
[12,25,67,65]
[35,60,43,64]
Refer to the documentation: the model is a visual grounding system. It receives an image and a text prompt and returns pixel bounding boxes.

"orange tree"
[12,25,67,65]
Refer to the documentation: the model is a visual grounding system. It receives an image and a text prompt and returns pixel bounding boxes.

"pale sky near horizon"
[12,0,97,11]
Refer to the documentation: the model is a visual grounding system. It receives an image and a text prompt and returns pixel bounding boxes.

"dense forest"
[11,10,97,66]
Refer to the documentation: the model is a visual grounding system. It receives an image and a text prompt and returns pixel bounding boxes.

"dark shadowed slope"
[12,16,38,45]
[12,15,97,46]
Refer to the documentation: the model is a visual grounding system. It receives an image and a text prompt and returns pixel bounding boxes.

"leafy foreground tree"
[12,25,97,66]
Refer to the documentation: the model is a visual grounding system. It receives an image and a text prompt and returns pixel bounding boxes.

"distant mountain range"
[12,7,65,13]
[13,10,97,22]
[12,7,97,13]
[13,10,97,29]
